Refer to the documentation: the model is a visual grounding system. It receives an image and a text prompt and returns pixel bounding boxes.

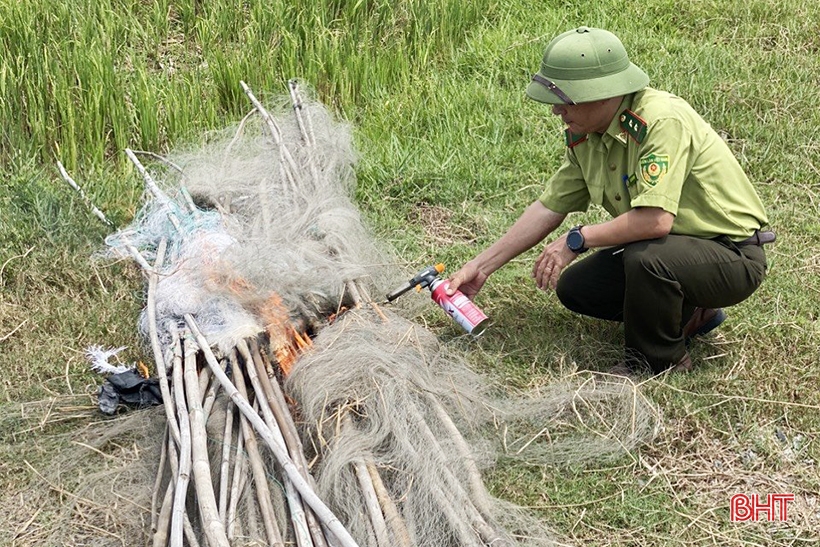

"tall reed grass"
[0,0,494,170]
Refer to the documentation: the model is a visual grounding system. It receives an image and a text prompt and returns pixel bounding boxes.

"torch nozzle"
[385,263,445,302]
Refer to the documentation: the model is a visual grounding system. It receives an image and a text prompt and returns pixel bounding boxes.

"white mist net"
[20,81,661,547]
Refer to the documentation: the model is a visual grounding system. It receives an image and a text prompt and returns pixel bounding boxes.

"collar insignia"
[565,129,587,148]
[619,109,647,144]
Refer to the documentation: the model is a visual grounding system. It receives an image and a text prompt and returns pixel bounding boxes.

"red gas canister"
[429,278,489,336]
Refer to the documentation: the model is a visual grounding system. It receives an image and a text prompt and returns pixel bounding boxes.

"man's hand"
[532,233,579,290]
[446,261,489,300]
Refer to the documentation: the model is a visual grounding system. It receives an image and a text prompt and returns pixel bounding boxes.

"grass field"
[1,0,819,545]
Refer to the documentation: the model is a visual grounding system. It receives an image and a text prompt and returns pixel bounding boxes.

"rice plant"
[0,0,496,170]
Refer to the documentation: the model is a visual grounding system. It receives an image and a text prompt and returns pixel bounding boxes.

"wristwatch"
[566,225,588,254]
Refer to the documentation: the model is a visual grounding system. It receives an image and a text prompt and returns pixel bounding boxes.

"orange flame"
[259,292,312,376]
[201,262,312,375]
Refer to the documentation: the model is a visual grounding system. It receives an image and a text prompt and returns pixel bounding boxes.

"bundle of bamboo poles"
[60,80,569,547]
[56,81,367,546]
[60,194,361,545]
[288,303,525,547]
[142,241,359,547]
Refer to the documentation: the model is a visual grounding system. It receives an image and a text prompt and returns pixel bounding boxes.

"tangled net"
[289,307,659,547]
[0,81,660,547]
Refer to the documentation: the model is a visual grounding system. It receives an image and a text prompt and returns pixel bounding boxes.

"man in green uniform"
[447,26,773,374]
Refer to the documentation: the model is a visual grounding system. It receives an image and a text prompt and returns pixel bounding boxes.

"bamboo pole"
[218,398,234,525]
[226,426,246,542]
[239,80,301,196]
[57,163,153,272]
[238,340,314,547]
[287,79,320,186]
[179,186,199,215]
[183,333,230,547]
[185,314,361,547]
[153,427,172,547]
[248,339,305,459]
[426,392,493,518]
[250,339,305,459]
[201,366,221,421]
[288,79,316,147]
[345,281,363,309]
[426,481,485,547]
[353,459,391,547]
[150,423,169,534]
[147,239,181,447]
[56,161,114,227]
[154,481,174,547]
[388,418,493,547]
[337,414,389,547]
[230,351,286,547]
[125,148,184,234]
[158,424,202,547]
[124,148,173,208]
[282,465,316,547]
[402,405,508,547]
[127,149,185,175]
[239,81,284,145]
[237,339,282,447]
[366,462,412,547]
[169,324,191,547]
[127,148,198,217]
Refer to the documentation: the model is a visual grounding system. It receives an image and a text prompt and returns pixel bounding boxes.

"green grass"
[2,0,819,545]
[0,0,496,170]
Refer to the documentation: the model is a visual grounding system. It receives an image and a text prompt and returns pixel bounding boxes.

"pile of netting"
[289,307,658,547]
[7,81,660,547]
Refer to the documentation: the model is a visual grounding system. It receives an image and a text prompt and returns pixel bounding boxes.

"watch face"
[567,230,584,251]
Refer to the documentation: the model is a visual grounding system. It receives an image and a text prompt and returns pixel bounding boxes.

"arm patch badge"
[639,153,669,186]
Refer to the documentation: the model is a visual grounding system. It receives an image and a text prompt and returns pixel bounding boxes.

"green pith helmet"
[526,26,649,105]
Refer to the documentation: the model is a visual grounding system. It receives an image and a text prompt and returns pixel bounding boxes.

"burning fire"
[209,267,313,375]
[259,292,312,376]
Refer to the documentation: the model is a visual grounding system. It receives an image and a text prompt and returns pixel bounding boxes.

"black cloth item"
[97,369,163,415]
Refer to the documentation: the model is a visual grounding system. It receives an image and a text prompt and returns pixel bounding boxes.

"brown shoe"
[683,308,727,340]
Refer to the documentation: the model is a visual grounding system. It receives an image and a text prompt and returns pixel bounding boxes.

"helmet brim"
[526,63,649,105]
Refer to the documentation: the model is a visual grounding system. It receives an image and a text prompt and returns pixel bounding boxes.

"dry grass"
[406,202,485,246]
[1,399,163,547]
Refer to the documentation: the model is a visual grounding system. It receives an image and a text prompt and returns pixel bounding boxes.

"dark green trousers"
[555,235,767,372]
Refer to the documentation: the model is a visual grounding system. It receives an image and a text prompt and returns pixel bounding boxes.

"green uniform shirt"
[539,88,768,240]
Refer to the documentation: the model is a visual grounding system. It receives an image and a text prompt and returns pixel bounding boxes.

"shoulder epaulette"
[619,109,647,144]
[565,129,587,148]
